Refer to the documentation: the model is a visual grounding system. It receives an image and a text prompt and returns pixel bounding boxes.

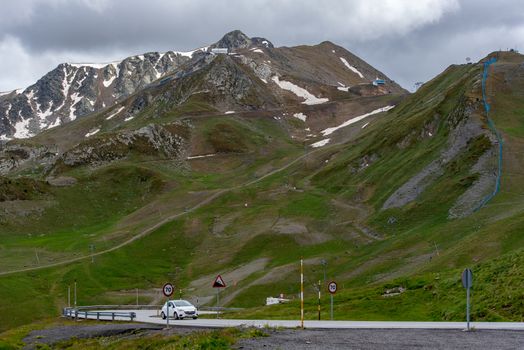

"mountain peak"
[212,30,273,50]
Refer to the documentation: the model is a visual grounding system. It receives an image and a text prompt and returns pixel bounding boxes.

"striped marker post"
[300,258,304,329]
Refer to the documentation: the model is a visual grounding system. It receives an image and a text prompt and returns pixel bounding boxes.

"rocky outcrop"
[0,143,58,175]
[0,52,192,140]
[448,146,498,218]
[57,123,189,169]
[382,101,497,210]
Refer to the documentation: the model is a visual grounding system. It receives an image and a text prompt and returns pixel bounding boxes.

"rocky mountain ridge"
[0,51,195,140]
[0,30,404,142]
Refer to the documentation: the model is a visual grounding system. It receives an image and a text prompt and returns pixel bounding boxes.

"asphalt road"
[80,309,524,330]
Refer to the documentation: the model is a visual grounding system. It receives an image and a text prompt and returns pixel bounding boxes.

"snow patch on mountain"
[55,66,72,112]
[321,105,395,136]
[103,75,117,87]
[187,153,216,160]
[69,93,83,121]
[48,117,61,129]
[106,106,125,120]
[13,117,33,139]
[271,76,329,105]
[293,112,307,122]
[36,102,54,126]
[85,128,100,137]
[311,138,330,148]
[4,103,12,118]
[340,57,364,79]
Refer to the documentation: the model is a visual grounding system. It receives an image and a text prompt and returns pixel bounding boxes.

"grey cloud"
[0,0,523,91]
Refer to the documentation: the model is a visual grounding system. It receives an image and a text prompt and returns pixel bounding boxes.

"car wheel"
[193,316,198,320]
[174,312,179,320]
[161,312,166,320]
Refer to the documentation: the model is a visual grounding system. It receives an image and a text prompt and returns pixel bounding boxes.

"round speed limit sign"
[163,283,174,297]
[328,281,337,294]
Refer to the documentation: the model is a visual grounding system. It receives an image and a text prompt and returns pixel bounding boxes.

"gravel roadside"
[22,323,524,350]
[235,328,524,350]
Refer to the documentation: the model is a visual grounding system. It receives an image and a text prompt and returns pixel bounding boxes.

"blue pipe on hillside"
[474,57,502,212]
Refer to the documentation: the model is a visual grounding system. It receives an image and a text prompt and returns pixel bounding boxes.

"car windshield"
[174,300,192,307]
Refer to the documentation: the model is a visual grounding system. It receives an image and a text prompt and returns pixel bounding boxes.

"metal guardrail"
[69,304,243,312]
[62,304,244,322]
[63,307,136,321]
[73,304,161,311]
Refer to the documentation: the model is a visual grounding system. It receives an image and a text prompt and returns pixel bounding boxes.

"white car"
[160,299,198,320]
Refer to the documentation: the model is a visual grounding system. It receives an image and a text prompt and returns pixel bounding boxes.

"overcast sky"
[1,0,523,91]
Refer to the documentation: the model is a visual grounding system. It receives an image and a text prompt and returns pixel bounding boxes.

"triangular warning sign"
[213,274,226,288]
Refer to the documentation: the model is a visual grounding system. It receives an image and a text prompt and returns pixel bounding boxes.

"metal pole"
[166,300,170,328]
[216,289,220,319]
[466,287,470,331]
[330,294,333,320]
[68,285,71,308]
[74,280,77,310]
[318,280,321,321]
[136,288,138,306]
[300,258,304,329]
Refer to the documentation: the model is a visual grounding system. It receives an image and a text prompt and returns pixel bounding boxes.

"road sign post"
[163,283,174,328]
[328,281,337,320]
[212,275,226,319]
[461,268,473,331]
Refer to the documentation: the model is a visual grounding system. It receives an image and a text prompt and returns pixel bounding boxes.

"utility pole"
[68,285,71,308]
[136,288,139,306]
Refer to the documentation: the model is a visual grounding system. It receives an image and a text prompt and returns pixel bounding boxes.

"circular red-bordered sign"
[163,283,174,297]
[327,281,337,294]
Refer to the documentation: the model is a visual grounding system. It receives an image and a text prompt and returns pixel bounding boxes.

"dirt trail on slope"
[0,105,393,277]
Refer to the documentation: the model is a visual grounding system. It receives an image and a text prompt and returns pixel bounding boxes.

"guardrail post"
[131,312,135,321]
[112,312,115,321]
[75,310,78,320]
[84,311,88,319]
[97,312,100,321]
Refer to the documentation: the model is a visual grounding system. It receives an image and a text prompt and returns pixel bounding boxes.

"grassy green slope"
[1,53,524,333]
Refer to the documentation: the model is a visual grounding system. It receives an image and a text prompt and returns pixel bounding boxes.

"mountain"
[0,30,404,142]
[6,34,524,333]
[0,51,198,140]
